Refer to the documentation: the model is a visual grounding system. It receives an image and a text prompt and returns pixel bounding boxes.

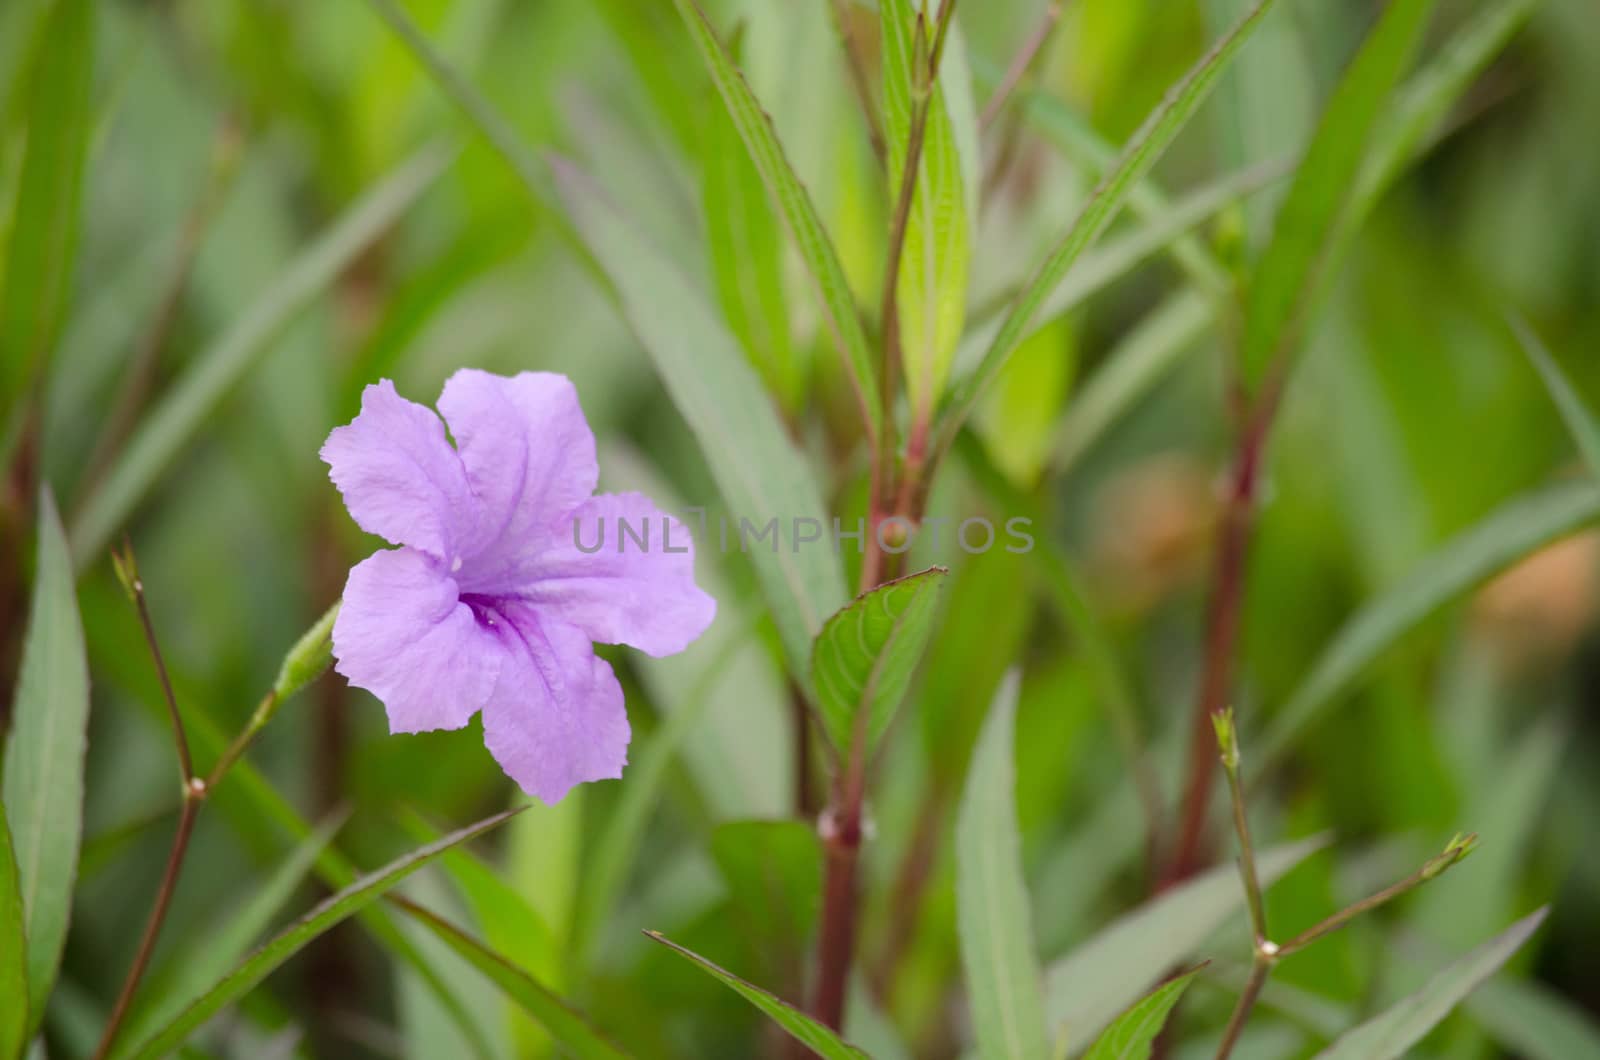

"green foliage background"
[2,0,1599,1057]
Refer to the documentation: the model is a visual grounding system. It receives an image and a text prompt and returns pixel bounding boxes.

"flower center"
[460,593,507,630]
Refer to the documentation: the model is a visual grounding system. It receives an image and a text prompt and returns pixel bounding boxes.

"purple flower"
[321,369,715,803]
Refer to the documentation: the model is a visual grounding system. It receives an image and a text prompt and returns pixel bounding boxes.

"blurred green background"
[2,0,1599,1057]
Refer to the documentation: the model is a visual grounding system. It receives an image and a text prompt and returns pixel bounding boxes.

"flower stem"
[1215,955,1271,1060]
[93,545,203,1060]
[91,564,337,1060]
[811,696,873,1030]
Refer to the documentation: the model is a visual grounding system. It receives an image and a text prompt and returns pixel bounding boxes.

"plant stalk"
[865,0,959,594]
[92,547,203,1060]
[1165,385,1279,885]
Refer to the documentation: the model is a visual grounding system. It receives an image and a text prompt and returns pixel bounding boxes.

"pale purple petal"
[521,492,716,657]
[477,604,629,803]
[320,380,476,559]
[437,369,598,580]
[332,548,501,734]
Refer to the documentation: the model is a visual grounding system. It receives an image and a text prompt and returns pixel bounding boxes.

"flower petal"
[321,380,476,559]
[479,607,630,803]
[332,548,500,734]
[521,492,716,657]
[437,370,598,580]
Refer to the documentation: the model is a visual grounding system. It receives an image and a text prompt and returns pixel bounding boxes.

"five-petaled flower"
[321,369,715,803]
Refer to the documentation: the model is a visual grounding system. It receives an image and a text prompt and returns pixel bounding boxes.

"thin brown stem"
[1214,955,1270,1060]
[979,1,1064,130]
[92,549,204,1060]
[1277,833,1477,957]
[91,796,199,1060]
[116,541,195,790]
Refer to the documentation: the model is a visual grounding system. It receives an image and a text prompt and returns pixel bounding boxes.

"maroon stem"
[812,799,864,1031]
[90,796,198,1060]
[1164,395,1277,886]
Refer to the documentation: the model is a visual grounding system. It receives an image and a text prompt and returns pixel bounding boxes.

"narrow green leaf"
[122,809,521,1060]
[1511,317,1600,479]
[69,146,451,566]
[0,0,94,426]
[1257,479,1600,773]
[115,813,347,1055]
[882,0,970,417]
[1082,965,1205,1060]
[1313,909,1548,1060]
[698,33,801,413]
[0,810,27,1060]
[810,566,947,758]
[398,809,561,1004]
[955,155,1287,379]
[1240,0,1439,385]
[1015,87,1228,293]
[1354,0,1543,224]
[393,899,628,1060]
[552,157,847,680]
[1043,836,1326,1044]
[645,932,871,1059]
[957,672,1051,1060]
[1,489,89,1035]
[673,0,880,438]
[939,0,1282,450]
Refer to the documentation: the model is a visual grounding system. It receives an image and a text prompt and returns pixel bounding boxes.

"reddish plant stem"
[811,702,872,1030]
[812,796,864,1031]
[92,550,203,1060]
[1164,383,1283,887]
[1214,956,1270,1060]
[90,794,198,1060]
[816,0,959,1029]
